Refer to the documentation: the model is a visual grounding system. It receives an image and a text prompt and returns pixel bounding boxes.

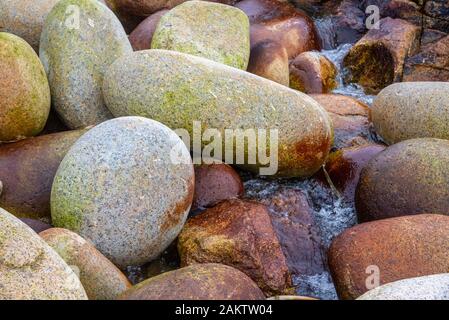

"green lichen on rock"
[151,1,250,70]
[0,208,87,300]
[39,0,132,129]
[103,50,333,178]
[0,32,50,142]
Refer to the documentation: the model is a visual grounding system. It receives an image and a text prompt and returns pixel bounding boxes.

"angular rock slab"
[40,0,132,129]
[103,49,333,178]
[152,1,250,69]
[357,274,449,300]
[51,117,194,268]
[0,208,87,300]
[0,32,50,142]
[372,82,449,144]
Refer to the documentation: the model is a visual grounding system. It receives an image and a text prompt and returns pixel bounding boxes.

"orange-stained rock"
[178,199,293,296]
[193,163,244,210]
[343,17,419,94]
[236,0,320,59]
[289,51,337,94]
[310,94,371,149]
[0,129,86,222]
[119,263,266,300]
[129,10,169,50]
[247,40,289,86]
[324,144,386,202]
[40,228,132,300]
[328,214,449,300]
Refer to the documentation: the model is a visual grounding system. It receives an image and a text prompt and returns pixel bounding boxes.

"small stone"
[129,10,169,51]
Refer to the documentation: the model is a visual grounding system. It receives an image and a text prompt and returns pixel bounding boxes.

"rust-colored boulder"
[289,51,337,94]
[193,163,244,210]
[247,40,289,86]
[119,263,265,300]
[310,94,371,149]
[356,138,449,222]
[403,35,449,82]
[324,144,386,203]
[0,129,85,221]
[236,0,320,59]
[129,10,168,51]
[40,228,132,300]
[343,17,419,94]
[178,199,293,296]
[328,214,449,300]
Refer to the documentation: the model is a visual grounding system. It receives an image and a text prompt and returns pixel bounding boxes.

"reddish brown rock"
[289,51,337,94]
[104,0,146,33]
[343,17,420,94]
[129,10,169,51]
[324,144,386,202]
[119,263,265,300]
[355,138,449,222]
[328,214,449,300]
[310,94,371,149]
[0,129,85,221]
[193,163,244,210]
[258,189,327,277]
[236,0,320,59]
[247,40,289,86]
[403,35,449,82]
[19,218,52,233]
[178,199,293,296]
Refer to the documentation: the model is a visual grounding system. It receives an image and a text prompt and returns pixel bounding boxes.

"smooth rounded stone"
[193,163,244,210]
[357,274,449,300]
[236,0,321,59]
[356,138,449,222]
[111,0,186,16]
[0,208,87,300]
[151,1,250,69]
[120,263,265,300]
[328,214,449,300]
[0,0,60,51]
[103,50,333,178]
[51,117,194,268]
[310,94,371,150]
[289,52,337,94]
[103,0,146,33]
[129,10,169,51]
[40,228,132,300]
[178,199,293,296]
[372,82,449,144]
[343,17,419,94]
[19,218,52,233]
[404,35,449,81]
[0,130,86,222]
[324,144,386,203]
[247,40,289,86]
[0,32,50,142]
[40,0,132,129]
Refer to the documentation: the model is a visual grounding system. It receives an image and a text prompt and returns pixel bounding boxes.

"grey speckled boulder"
[51,117,194,268]
[0,208,87,300]
[151,1,250,69]
[372,82,449,145]
[39,0,132,129]
[103,50,333,178]
[40,228,132,300]
[0,32,50,142]
[358,274,449,300]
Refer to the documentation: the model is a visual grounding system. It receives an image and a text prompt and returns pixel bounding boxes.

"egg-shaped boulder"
[0,32,50,142]
[103,49,333,178]
[51,117,194,268]
[39,0,132,129]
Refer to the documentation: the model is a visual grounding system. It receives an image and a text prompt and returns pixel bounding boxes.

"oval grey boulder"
[51,117,194,268]
[103,50,333,178]
[0,208,87,300]
[372,82,449,144]
[39,0,132,129]
[357,274,449,300]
